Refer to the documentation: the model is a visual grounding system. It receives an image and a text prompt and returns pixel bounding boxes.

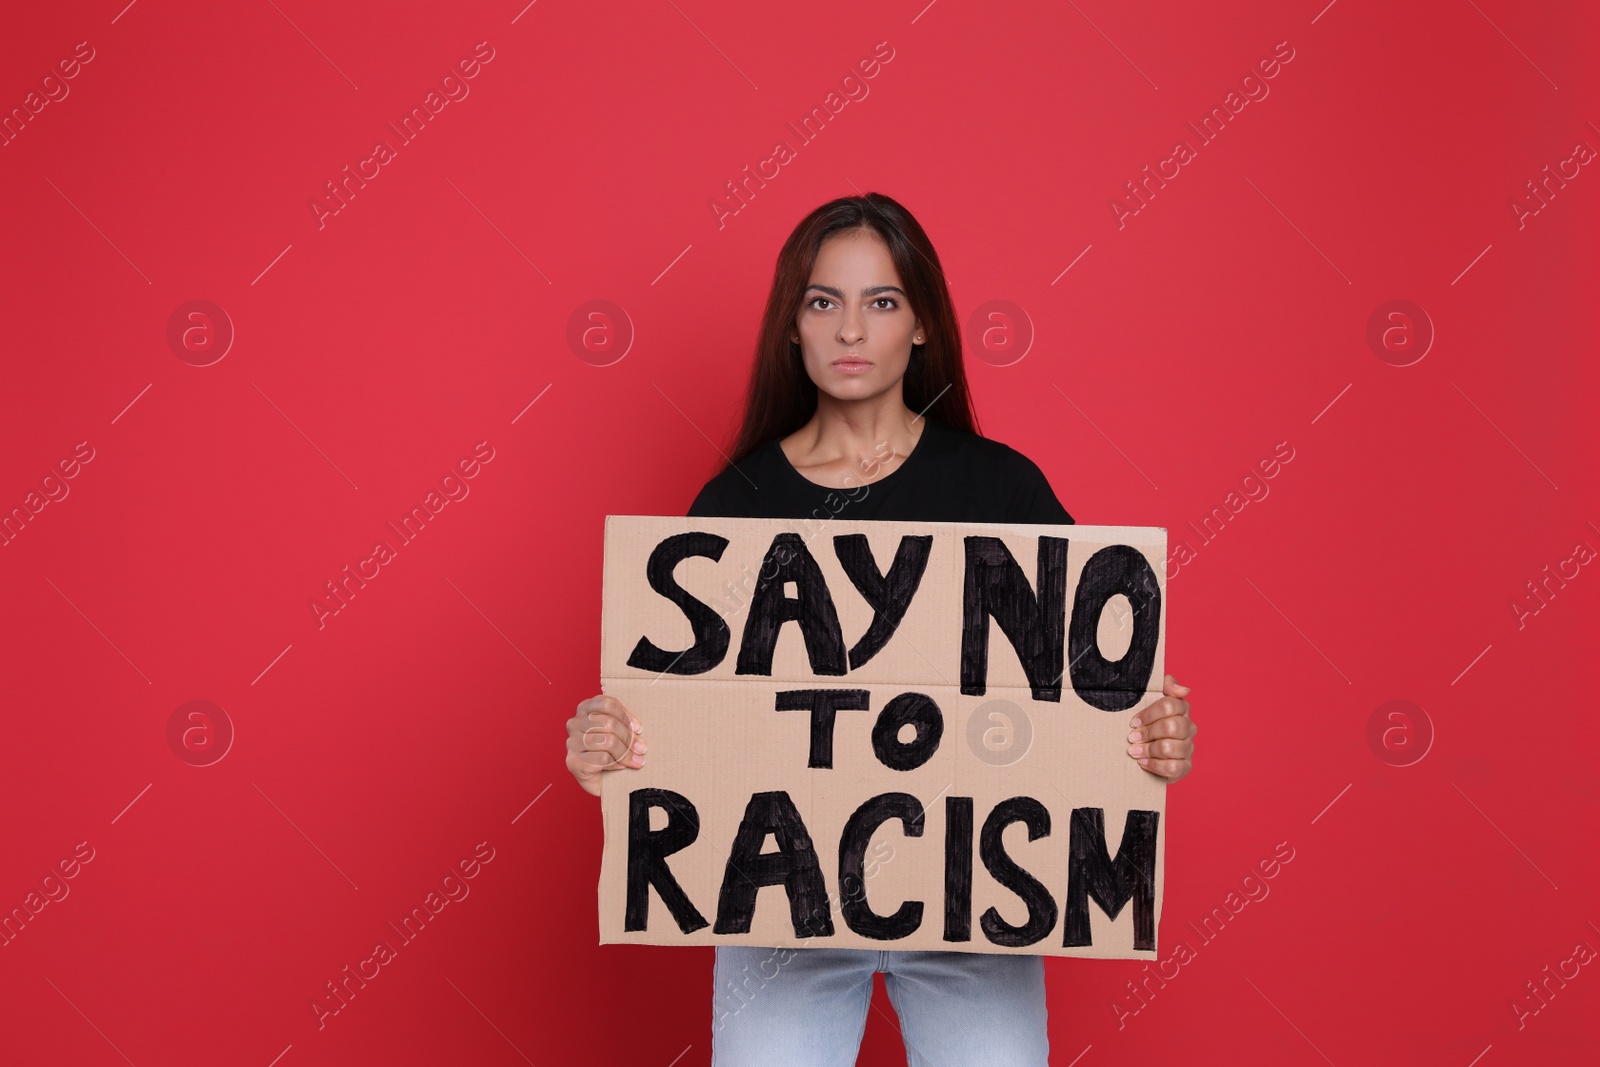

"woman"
[564,192,1197,1065]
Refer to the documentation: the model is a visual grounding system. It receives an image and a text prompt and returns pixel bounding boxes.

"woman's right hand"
[565,693,647,797]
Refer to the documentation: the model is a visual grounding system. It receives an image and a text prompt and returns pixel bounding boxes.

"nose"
[837,308,865,345]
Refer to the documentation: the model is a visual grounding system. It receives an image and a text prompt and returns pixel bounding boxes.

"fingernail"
[1128,744,1143,756]
[1130,716,1141,728]
[1138,757,1149,766]
[632,741,646,754]
[1175,685,1190,695]
[631,721,643,732]
[1128,731,1142,743]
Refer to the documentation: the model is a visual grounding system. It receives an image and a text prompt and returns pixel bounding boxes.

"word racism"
[312,841,495,1028]
[2,440,95,548]
[708,41,896,230]
[310,42,497,230]
[2,841,95,947]
[1110,40,1296,229]
[310,441,495,629]
[1,40,95,148]
[599,517,1170,958]
[1112,841,1295,1028]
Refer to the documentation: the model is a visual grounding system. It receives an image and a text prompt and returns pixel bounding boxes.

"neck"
[789,389,926,470]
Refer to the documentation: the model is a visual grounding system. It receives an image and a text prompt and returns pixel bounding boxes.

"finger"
[1130,713,1195,743]
[580,716,646,769]
[576,695,643,735]
[1146,737,1194,760]
[1132,739,1196,764]
[1130,695,1187,729]
[1137,755,1190,781]
[1127,733,1192,760]
[1162,674,1192,698]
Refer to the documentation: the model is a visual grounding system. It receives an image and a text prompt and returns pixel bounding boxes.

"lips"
[832,356,872,373]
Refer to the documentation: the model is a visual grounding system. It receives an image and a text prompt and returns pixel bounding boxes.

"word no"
[628,531,1161,708]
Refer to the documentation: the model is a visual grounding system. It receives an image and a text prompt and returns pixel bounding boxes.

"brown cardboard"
[597,516,1168,958]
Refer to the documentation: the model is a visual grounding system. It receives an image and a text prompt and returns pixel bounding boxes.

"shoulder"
[935,419,1045,482]
[938,421,1074,524]
[687,447,771,517]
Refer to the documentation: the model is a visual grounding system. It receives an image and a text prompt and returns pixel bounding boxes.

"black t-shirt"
[686,413,1074,525]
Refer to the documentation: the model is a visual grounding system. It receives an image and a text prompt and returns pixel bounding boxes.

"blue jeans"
[711,945,1049,1066]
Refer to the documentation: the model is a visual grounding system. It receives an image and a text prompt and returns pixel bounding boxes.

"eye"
[871,297,898,309]
[807,296,835,310]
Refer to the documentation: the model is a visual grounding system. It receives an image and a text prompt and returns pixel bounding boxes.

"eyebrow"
[804,284,907,299]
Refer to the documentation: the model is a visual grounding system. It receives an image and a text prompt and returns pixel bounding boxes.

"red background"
[2,1,1596,1064]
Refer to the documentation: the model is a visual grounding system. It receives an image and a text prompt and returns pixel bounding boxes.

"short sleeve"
[686,480,720,518]
[687,469,746,518]
[1008,455,1074,525]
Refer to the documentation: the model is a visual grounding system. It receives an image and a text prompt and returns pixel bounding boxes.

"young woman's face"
[793,229,923,404]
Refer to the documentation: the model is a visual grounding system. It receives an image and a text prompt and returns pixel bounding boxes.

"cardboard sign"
[597,516,1168,958]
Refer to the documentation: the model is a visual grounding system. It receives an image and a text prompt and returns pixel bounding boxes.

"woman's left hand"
[1126,674,1197,783]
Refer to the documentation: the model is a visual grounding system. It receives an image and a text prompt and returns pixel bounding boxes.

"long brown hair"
[720,192,981,469]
